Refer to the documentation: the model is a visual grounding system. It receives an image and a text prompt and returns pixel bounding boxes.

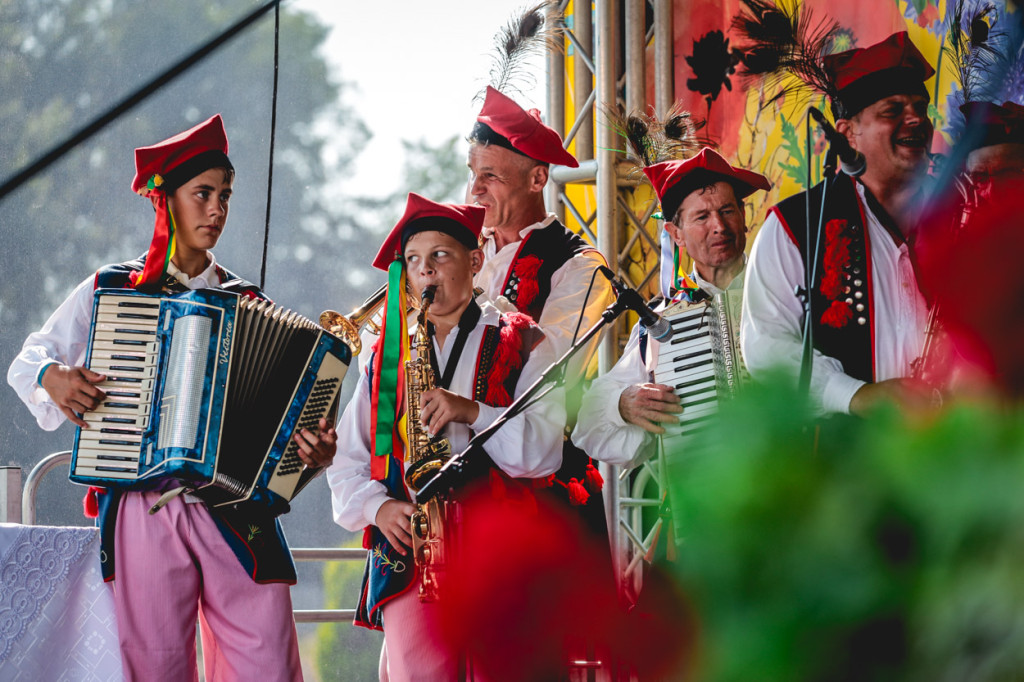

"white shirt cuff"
[607,389,630,427]
[471,402,501,432]
[362,491,392,528]
[822,373,867,415]
[35,360,58,388]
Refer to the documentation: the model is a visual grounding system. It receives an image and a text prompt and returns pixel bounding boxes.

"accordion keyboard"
[653,302,719,440]
[266,368,343,499]
[74,295,161,479]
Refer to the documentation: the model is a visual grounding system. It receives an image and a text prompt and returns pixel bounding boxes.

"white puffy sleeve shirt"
[7,256,228,431]
[327,301,566,532]
[475,214,614,386]
[571,321,657,468]
[740,183,929,415]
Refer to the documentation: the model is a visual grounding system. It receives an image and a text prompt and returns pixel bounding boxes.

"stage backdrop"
[557,0,1019,297]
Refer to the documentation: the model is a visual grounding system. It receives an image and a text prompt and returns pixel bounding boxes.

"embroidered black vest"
[95,255,263,298]
[773,175,875,383]
[500,219,594,321]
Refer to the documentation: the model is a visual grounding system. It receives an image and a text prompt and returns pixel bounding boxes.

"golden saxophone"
[320,285,484,356]
[405,285,454,602]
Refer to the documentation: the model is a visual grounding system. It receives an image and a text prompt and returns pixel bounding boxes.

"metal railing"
[21,450,73,525]
[17,451,364,624]
[291,547,365,623]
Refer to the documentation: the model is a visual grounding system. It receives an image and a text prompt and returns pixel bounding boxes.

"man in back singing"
[741,32,938,416]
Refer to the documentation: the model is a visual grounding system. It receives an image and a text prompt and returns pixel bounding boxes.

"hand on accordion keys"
[618,382,683,434]
[39,364,107,429]
[292,417,338,469]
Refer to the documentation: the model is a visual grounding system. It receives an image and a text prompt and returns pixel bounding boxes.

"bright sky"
[293,0,547,199]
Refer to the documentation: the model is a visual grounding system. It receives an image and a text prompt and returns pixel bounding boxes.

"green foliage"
[0,0,377,340]
[314,541,383,681]
[398,136,468,205]
[663,380,1024,681]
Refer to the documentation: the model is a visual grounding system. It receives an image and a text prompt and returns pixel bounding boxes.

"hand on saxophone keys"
[375,499,417,555]
[419,388,480,436]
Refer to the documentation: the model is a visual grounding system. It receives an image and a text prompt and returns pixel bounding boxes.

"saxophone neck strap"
[428,298,481,390]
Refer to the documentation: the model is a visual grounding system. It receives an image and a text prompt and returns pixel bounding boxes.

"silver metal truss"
[546,0,676,608]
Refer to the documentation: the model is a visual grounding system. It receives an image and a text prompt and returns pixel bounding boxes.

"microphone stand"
[797,114,839,393]
[416,295,632,502]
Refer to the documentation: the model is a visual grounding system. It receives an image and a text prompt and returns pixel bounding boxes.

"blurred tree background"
[660,381,1024,681]
[1,0,369,522]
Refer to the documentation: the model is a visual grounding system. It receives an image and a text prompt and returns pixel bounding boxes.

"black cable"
[260,2,281,290]
[0,0,283,202]
[571,264,604,346]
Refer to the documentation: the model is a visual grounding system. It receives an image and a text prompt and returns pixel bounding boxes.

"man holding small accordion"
[7,114,336,681]
[572,149,771,468]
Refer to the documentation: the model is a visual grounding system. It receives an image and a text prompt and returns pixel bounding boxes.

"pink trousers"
[379,579,460,681]
[112,491,302,682]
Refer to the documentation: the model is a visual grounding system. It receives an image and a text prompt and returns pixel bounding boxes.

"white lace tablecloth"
[0,523,123,681]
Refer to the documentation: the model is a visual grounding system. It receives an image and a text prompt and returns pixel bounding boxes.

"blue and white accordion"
[70,288,351,508]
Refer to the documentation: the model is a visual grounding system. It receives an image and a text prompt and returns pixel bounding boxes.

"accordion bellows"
[70,289,351,508]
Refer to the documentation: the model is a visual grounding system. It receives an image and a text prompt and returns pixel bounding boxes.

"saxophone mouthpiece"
[421,285,437,305]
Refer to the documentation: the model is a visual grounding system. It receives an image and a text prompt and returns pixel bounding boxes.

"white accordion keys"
[75,295,161,479]
[654,289,746,455]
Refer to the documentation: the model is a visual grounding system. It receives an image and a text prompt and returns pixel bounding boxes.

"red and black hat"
[129,114,234,289]
[642,148,771,222]
[472,86,579,168]
[131,114,232,195]
[823,32,935,119]
[372,193,486,271]
[960,101,1024,149]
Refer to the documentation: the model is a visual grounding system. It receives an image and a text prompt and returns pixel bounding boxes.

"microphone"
[598,266,673,341]
[808,107,867,177]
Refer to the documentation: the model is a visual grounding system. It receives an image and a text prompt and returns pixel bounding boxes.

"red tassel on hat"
[584,461,604,492]
[129,114,230,289]
[567,478,590,506]
[132,185,176,289]
[82,486,104,519]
